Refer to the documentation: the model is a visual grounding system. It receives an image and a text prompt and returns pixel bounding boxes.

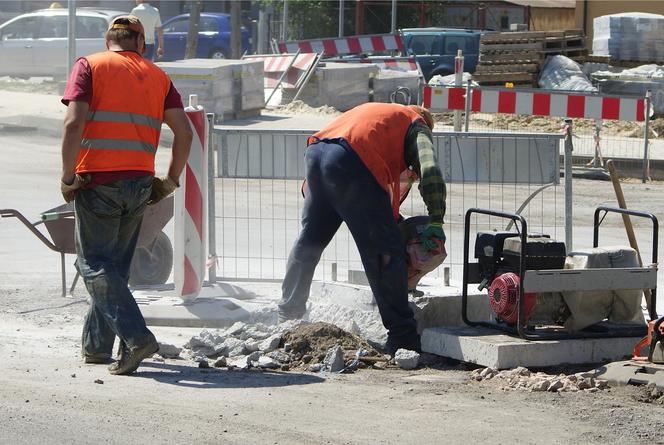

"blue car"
[401,28,482,81]
[160,13,251,61]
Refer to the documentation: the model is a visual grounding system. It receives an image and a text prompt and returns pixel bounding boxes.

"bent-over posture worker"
[60,15,192,375]
[279,103,446,354]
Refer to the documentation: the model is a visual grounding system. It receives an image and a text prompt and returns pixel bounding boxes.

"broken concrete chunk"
[258,334,282,353]
[283,342,293,353]
[244,339,261,353]
[213,357,227,368]
[225,322,247,336]
[309,363,324,372]
[268,351,291,364]
[394,349,420,370]
[323,345,345,372]
[222,337,246,357]
[257,356,280,369]
[227,355,250,370]
[157,342,182,359]
[531,380,550,392]
[247,351,261,362]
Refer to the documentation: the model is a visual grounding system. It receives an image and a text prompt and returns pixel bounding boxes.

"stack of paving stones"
[471,366,609,393]
[475,29,586,87]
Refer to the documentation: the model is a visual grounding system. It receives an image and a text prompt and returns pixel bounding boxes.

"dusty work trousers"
[279,141,418,346]
[75,176,156,359]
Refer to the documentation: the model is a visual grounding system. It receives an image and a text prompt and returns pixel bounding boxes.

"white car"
[0,8,126,78]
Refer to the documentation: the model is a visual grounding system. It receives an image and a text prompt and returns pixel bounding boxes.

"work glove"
[419,222,446,253]
[60,174,90,203]
[149,175,179,205]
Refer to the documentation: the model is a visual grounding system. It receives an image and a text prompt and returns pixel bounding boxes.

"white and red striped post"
[174,95,208,301]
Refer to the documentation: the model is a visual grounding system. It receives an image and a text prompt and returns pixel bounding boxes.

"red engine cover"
[488,273,537,325]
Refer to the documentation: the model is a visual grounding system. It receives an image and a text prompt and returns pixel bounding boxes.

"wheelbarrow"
[0,196,174,297]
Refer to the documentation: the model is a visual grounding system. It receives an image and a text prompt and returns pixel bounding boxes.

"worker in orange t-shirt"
[60,16,192,375]
[279,103,446,355]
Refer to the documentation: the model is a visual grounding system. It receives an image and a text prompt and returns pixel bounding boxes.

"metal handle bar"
[0,208,60,252]
[463,208,529,336]
[593,206,658,265]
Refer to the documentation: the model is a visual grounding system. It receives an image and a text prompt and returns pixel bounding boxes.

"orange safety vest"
[75,51,172,175]
[308,103,425,219]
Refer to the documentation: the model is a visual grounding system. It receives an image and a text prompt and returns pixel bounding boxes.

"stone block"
[422,326,639,369]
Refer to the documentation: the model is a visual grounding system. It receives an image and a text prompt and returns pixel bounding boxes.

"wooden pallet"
[479,52,544,64]
[481,29,584,45]
[583,54,664,67]
[475,63,539,74]
[473,72,536,83]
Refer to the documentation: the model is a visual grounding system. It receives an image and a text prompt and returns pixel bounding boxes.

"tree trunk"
[185,1,201,59]
[230,0,242,59]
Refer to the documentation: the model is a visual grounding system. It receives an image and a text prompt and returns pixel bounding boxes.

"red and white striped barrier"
[278,33,403,57]
[423,86,646,122]
[174,99,208,300]
[329,56,419,73]
[243,53,318,88]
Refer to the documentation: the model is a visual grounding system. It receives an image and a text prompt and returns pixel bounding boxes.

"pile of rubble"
[635,383,664,404]
[158,321,393,373]
[471,366,609,393]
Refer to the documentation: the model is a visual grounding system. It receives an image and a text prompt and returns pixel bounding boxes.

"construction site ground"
[2,85,664,443]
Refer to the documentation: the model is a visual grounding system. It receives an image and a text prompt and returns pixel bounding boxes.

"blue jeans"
[279,141,418,344]
[76,176,155,358]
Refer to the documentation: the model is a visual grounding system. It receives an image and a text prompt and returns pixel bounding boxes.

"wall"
[575,0,664,42]
[530,7,576,31]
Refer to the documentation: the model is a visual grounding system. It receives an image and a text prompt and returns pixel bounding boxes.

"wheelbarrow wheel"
[129,231,173,286]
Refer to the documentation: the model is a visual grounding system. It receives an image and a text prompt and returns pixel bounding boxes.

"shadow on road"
[134,360,325,388]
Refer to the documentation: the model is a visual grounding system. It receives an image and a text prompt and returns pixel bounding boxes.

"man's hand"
[60,174,90,203]
[156,47,164,58]
[420,222,446,252]
[149,175,178,205]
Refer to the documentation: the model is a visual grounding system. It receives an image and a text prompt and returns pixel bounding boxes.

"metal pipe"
[564,118,573,251]
[281,0,289,41]
[207,113,217,283]
[339,0,345,37]
[391,0,397,34]
[257,8,267,54]
[642,90,651,183]
[464,80,471,132]
[67,0,76,77]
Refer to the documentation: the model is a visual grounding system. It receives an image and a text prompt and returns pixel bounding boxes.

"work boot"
[108,337,158,376]
[385,334,421,356]
[277,309,305,324]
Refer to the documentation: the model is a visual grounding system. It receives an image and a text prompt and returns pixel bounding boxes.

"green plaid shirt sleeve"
[404,122,446,224]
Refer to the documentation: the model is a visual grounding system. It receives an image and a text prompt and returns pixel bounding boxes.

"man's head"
[408,105,434,130]
[106,15,145,54]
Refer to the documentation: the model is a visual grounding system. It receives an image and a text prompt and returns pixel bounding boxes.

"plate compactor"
[462,206,660,347]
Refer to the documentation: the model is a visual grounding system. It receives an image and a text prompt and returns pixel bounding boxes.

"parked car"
[160,13,251,61]
[400,28,483,81]
[0,8,125,78]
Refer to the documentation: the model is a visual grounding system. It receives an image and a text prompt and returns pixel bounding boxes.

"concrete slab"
[592,361,664,388]
[134,282,280,328]
[421,326,639,369]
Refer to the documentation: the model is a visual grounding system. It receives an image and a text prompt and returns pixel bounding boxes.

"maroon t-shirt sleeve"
[165,82,184,109]
[61,58,92,106]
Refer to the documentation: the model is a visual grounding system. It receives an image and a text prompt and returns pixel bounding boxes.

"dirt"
[271,100,341,116]
[281,322,383,368]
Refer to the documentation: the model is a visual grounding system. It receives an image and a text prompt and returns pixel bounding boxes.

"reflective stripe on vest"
[75,50,171,174]
[81,138,157,153]
[87,110,162,130]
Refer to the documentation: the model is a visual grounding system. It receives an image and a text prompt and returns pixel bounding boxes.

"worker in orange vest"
[60,15,192,375]
[279,103,446,355]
